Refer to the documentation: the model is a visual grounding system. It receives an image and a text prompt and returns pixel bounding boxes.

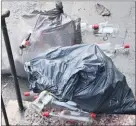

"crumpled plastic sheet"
[24,44,136,114]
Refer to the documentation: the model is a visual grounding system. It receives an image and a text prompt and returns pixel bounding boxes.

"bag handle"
[55,0,63,13]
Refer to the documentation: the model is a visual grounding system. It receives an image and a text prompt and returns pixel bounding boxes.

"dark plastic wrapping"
[24,44,136,114]
[2,2,82,77]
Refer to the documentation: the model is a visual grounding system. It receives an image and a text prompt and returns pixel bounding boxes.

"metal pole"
[1,10,24,111]
[1,96,10,126]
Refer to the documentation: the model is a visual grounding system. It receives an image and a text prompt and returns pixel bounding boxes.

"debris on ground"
[92,114,136,125]
[25,104,90,126]
[95,3,111,17]
[24,104,136,125]
[2,1,82,78]
[2,1,135,125]
[24,90,93,125]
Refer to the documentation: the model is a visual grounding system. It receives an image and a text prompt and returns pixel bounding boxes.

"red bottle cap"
[34,96,38,100]
[24,92,30,96]
[124,44,130,48]
[92,24,99,29]
[43,112,50,117]
[90,113,97,119]
[25,40,31,46]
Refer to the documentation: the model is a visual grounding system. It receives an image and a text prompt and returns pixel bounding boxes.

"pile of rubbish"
[2,1,82,77]
[2,2,131,78]
[2,1,136,125]
[24,44,136,114]
[25,91,93,125]
[24,106,136,125]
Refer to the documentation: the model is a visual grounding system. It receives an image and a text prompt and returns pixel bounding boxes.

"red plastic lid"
[92,24,99,29]
[25,40,31,46]
[43,112,50,117]
[90,113,97,119]
[34,96,38,100]
[24,92,30,96]
[124,44,130,48]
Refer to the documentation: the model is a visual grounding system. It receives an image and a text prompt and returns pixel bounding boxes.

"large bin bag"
[2,2,81,78]
[24,44,136,114]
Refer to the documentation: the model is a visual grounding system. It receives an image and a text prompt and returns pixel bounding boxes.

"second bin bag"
[2,2,81,77]
[24,44,136,114]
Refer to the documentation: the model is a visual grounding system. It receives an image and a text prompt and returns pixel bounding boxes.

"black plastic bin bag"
[24,44,136,114]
